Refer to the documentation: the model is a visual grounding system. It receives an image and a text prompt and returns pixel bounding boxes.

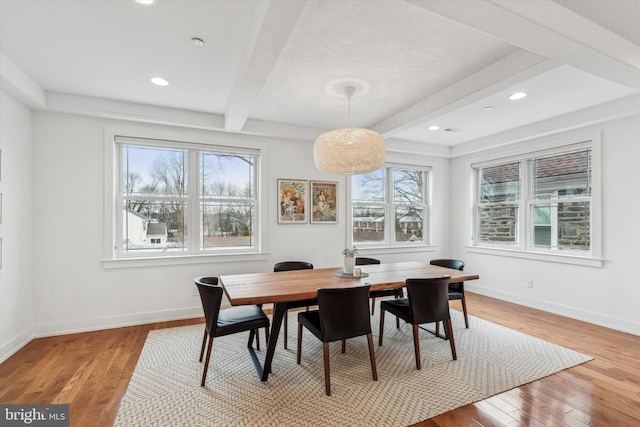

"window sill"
[465,245,603,267]
[357,244,437,255]
[103,252,269,269]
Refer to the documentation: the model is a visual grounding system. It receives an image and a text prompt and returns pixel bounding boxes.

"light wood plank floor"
[1,293,639,426]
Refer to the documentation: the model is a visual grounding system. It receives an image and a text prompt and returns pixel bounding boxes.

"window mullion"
[387,168,393,245]
[189,150,200,254]
[522,159,530,250]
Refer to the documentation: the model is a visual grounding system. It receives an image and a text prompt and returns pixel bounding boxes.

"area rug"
[114,310,592,426]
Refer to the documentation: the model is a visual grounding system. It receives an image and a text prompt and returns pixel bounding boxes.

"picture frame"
[277,179,308,223]
[310,181,338,224]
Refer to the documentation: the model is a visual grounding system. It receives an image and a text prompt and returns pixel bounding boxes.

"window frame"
[348,163,432,250]
[103,128,268,268]
[467,132,602,267]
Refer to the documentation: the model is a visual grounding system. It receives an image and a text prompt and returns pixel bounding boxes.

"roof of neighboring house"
[482,149,590,184]
[127,209,148,220]
[147,222,167,236]
[534,150,590,179]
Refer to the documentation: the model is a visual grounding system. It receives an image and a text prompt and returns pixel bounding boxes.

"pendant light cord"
[345,86,355,127]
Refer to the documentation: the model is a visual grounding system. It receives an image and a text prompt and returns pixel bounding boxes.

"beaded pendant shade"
[313,86,385,175]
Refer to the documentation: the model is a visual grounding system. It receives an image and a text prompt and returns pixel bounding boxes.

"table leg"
[260,302,287,381]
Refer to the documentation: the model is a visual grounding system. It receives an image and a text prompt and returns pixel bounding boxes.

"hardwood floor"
[1,293,639,426]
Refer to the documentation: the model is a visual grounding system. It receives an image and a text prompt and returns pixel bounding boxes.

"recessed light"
[428,125,440,131]
[191,37,205,47]
[134,0,156,5]
[483,106,493,111]
[150,77,169,86]
[509,92,527,100]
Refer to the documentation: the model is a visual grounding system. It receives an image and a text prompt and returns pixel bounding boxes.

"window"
[115,137,259,258]
[350,166,429,247]
[474,146,593,255]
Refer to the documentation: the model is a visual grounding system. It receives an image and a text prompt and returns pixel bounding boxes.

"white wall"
[450,114,640,335]
[8,100,637,363]
[26,112,448,342]
[0,90,35,362]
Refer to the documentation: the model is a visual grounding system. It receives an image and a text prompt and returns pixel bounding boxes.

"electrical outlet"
[192,287,199,297]
[526,279,534,288]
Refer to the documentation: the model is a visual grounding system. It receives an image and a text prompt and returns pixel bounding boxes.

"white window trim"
[465,131,602,267]
[102,126,268,268]
[347,162,433,251]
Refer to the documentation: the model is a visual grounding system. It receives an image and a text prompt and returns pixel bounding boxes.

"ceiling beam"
[372,50,556,137]
[224,0,309,132]
[0,52,46,109]
[407,0,640,91]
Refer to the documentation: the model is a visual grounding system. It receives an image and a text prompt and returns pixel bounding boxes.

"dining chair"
[429,258,468,333]
[273,261,315,349]
[378,276,457,370]
[356,257,403,315]
[297,284,378,395]
[195,277,270,387]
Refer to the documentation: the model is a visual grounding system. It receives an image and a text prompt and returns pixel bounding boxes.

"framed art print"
[278,179,308,223]
[310,181,338,223]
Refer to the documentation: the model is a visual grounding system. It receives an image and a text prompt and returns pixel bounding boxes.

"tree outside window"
[118,143,258,257]
[351,166,429,246]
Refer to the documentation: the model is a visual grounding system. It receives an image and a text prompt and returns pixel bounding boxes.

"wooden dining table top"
[220,261,479,306]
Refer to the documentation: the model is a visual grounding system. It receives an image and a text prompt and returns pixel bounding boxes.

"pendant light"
[313,86,385,175]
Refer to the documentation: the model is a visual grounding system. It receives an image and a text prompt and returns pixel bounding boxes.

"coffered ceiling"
[1,0,639,152]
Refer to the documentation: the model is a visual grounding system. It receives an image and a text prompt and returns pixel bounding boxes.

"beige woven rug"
[114,310,591,426]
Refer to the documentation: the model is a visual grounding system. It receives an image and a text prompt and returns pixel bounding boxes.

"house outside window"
[350,166,430,247]
[474,146,593,255]
[115,138,259,258]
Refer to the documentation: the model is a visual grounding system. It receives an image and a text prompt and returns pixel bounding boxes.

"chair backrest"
[355,257,381,266]
[194,277,223,335]
[273,261,314,272]
[405,276,451,325]
[429,258,464,271]
[317,285,372,342]
[429,259,464,291]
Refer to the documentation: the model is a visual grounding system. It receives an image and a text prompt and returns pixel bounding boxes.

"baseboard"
[1,306,207,364]
[33,306,203,338]
[0,326,35,364]
[467,285,640,336]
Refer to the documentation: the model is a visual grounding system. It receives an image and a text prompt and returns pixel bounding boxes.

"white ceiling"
[1,0,639,150]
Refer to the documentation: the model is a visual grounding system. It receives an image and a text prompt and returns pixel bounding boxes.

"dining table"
[219,261,479,381]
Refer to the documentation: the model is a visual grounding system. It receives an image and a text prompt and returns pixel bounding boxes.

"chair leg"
[199,329,207,362]
[247,329,256,348]
[460,296,469,328]
[371,298,376,315]
[396,315,400,329]
[284,309,288,349]
[367,333,378,381]
[435,321,440,337]
[378,308,385,346]
[296,322,303,364]
[341,339,346,353]
[412,324,421,370]
[265,325,270,347]
[255,329,260,351]
[446,318,457,360]
[201,336,214,387]
[323,342,331,396]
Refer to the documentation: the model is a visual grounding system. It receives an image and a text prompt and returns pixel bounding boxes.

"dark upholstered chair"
[195,277,270,387]
[297,285,378,395]
[429,259,468,331]
[273,261,315,349]
[356,257,403,315]
[379,276,457,370]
